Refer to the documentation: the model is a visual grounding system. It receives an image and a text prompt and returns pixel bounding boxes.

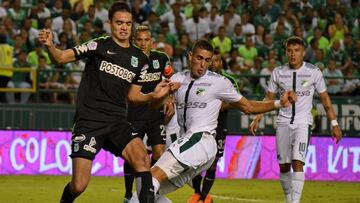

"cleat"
[187,193,201,203]
[204,194,213,203]
[123,197,131,203]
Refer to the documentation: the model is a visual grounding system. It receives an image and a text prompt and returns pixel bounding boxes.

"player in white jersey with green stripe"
[131,40,297,201]
[250,36,342,203]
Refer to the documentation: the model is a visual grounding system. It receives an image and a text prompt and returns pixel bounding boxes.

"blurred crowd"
[0,0,359,104]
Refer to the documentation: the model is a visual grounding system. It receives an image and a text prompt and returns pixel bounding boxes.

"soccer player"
[131,40,297,202]
[123,25,174,203]
[188,49,240,203]
[249,36,342,203]
[38,2,175,203]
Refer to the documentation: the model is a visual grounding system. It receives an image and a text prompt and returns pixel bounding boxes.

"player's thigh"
[146,119,166,146]
[70,121,107,160]
[292,124,311,163]
[276,125,292,164]
[71,157,92,185]
[168,132,217,169]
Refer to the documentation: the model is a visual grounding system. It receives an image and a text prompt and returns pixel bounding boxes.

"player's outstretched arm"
[38,29,76,64]
[231,90,296,114]
[249,91,276,135]
[127,80,180,106]
[319,91,342,143]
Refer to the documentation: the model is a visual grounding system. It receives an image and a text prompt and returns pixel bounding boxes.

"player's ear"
[188,51,193,62]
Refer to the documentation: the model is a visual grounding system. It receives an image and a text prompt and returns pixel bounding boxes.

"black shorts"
[132,118,166,146]
[215,126,227,158]
[70,119,139,160]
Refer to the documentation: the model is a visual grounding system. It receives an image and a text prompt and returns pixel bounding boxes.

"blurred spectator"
[211,26,232,57]
[8,0,27,29]
[328,13,349,44]
[154,0,171,17]
[11,34,28,57]
[307,27,330,55]
[94,0,108,23]
[3,17,17,38]
[253,4,272,32]
[22,18,39,45]
[226,47,244,70]
[222,10,235,36]
[52,8,76,34]
[341,67,360,96]
[132,0,148,24]
[230,23,245,49]
[238,35,258,64]
[265,0,281,22]
[159,22,178,48]
[184,0,201,19]
[0,34,14,103]
[204,6,222,34]
[228,4,241,29]
[270,13,292,36]
[153,34,173,57]
[0,1,8,19]
[6,50,32,104]
[27,40,51,67]
[50,0,63,18]
[327,40,351,71]
[259,58,277,93]
[169,15,186,37]
[160,1,185,24]
[254,25,265,47]
[240,12,255,35]
[204,0,220,12]
[304,38,318,62]
[143,11,161,38]
[323,58,344,95]
[36,0,51,25]
[312,49,326,71]
[37,55,54,102]
[78,5,103,32]
[184,9,210,41]
[70,1,85,22]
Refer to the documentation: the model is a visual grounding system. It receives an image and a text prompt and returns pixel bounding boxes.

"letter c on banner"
[10,138,25,171]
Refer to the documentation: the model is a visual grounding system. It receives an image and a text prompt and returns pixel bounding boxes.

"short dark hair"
[135,25,151,36]
[108,2,131,21]
[286,36,305,47]
[191,40,214,53]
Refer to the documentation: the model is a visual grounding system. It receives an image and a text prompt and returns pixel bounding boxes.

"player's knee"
[131,152,151,172]
[71,181,88,195]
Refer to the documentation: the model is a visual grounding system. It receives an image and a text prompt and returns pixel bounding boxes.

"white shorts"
[276,124,311,164]
[154,131,217,194]
[165,125,180,148]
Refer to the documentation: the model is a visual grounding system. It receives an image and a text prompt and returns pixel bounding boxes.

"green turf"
[0,175,359,203]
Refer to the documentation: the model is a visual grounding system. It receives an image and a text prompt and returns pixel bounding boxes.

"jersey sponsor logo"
[138,70,162,82]
[73,134,86,142]
[177,102,207,109]
[152,59,160,69]
[99,60,136,82]
[131,56,138,67]
[279,74,291,78]
[196,88,205,96]
[298,74,311,78]
[87,41,98,50]
[141,64,149,71]
[280,89,311,97]
[193,83,211,87]
[83,137,97,154]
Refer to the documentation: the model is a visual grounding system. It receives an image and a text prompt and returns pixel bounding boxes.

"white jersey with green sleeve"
[268,62,327,126]
[171,70,243,135]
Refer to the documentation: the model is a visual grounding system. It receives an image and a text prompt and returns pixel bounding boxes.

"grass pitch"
[0,175,359,203]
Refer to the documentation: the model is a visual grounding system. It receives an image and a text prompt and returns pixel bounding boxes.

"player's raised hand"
[38,29,54,47]
[249,119,259,136]
[169,82,181,93]
[332,125,342,144]
[153,80,170,99]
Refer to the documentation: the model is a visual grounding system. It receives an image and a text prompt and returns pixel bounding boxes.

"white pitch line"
[212,195,283,203]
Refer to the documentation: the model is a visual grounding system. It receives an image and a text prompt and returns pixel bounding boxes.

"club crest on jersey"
[196,88,205,96]
[131,56,138,67]
[153,60,160,69]
[301,80,309,87]
[87,41,97,50]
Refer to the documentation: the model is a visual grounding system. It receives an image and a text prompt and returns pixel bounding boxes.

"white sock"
[153,177,160,194]
[291,172,305,203]
[280,171,292,203]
